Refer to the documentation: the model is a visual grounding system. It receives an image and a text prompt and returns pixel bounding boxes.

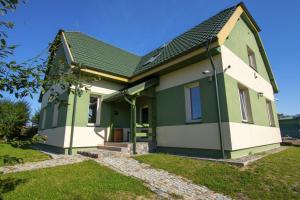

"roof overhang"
[103,77,159,102]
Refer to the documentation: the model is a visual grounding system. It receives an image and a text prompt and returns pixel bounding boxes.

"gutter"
[206,39,226,159]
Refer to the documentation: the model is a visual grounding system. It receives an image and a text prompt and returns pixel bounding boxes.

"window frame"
[139,105,149,124]
[247,46,257,71]
[238,86,253,123]
[266,100,275,127]
[185,82,202,123]
[87,95,101,126]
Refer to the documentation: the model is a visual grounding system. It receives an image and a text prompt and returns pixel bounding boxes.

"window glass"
[239,89,248,121]
[88,97,98,124]
[190,86,201,120]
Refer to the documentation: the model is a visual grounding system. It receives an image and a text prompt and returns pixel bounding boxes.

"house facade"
[39,2,282,158]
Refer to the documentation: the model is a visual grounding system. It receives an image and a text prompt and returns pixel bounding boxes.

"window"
[266,100,275,126]
[238,87,252,122]
[247,46,257,70]
[52,103,59,127]
[88,96,99,124]
[185,83,202,122]
[140,106,149,124]
[41,108,47,129]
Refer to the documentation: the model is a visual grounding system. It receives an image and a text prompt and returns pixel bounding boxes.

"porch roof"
[102,77,159,102]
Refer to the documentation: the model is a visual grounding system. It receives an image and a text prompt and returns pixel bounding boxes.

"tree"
[0,99,30,140]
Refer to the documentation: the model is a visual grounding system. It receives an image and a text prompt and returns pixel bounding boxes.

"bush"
[0,99,30,141]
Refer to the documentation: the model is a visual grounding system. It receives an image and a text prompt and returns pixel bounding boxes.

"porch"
[101,78,159,154]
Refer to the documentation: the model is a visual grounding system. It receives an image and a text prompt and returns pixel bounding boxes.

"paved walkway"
[94,152,230,200]
[0,154,87,174]
[1,150,230,199]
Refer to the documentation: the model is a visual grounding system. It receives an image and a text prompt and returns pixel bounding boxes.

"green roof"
[62,4,237,78]
[64,32,141,77]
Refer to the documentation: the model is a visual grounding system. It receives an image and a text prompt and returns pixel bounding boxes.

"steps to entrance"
[97,145,129,153]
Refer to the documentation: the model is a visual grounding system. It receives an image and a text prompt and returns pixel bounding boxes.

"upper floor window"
[88,96,99,124]
[238,86,252,122]
[185,83,202,122]
[247,46,257,70]
[266,100,275,126]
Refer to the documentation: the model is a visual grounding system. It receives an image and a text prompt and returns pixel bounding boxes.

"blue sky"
[3,0,300,115]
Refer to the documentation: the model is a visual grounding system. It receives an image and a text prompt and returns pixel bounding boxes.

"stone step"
[97,145,129,153]
[104,142,130,148]
[78,149,129,158]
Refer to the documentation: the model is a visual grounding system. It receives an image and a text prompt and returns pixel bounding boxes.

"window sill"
[185,119,203,124]
[87,123,100,127]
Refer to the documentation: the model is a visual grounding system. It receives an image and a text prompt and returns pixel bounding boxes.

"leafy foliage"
[0,99,30,140]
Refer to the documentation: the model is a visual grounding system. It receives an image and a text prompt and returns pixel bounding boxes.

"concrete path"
[94,152,230,200]
[0,154,87,174]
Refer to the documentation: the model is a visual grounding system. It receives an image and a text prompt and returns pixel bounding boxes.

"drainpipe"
[68,82,78,155]
[124,95,137,154]
[206,40,225,159]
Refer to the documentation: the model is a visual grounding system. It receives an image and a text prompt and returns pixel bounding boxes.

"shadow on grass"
[0,176,27,198]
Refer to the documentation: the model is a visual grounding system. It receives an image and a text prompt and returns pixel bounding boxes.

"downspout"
[124,95,137,154]
[206,40,226,159]
[68,82,78,155]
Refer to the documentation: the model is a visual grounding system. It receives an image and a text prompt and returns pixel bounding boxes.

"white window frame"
[238,86,252,123]
[139,105,149,124]
[87,95,101,126]
[247,46,257,70]
[266,100,275,126]
[52,103,59,127]
[41,108,47,129]
[185,82,202,123]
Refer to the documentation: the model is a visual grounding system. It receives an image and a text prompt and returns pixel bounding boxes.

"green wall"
[223,74,279,127]
[224,16,271,83]
[156,74,229,126]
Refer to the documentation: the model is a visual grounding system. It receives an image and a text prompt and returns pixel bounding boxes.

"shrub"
[0,99,30,141]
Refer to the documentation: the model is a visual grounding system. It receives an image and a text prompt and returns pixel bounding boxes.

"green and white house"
[39,2,281,158]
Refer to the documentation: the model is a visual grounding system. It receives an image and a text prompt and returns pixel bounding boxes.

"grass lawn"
[135,147,300,200]
[0,160,154,200]
[0,143,50,167]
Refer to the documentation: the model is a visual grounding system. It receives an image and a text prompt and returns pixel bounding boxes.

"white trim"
[88,95,101,126]
[184,82,201,123]
[61,32,74,65]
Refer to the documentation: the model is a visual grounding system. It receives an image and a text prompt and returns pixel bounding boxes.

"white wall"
[228,122,282,150]
[156,55,223,91]
[38,127,66,147]
[64,126,110,147]
[220,45,275,100]
[157,123,232,150]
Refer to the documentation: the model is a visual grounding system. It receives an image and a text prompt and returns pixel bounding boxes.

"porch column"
[130,97,137,154]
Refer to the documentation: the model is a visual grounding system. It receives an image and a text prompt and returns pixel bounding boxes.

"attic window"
[247,46,257,70]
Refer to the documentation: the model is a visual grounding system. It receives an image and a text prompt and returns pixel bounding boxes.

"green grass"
[1,160,154,200]
[0,143,50,166]
[135,147,300,200]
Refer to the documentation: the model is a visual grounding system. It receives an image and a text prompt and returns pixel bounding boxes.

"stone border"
[172,146,288,167]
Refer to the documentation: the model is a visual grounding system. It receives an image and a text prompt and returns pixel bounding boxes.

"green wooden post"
[131,97,137,154]
[151,92,157,144]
